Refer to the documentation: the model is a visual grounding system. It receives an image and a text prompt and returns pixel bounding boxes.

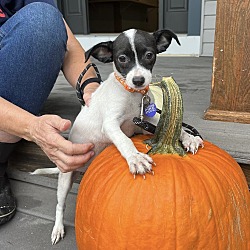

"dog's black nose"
[132,76,145,86]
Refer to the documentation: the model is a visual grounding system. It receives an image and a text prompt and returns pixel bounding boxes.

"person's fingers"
[63,141,94,156]
[38,128,95,172]
[45,115,72,132]
[52,150,95,173]
[59,119,72,132]
[51,133,94,156]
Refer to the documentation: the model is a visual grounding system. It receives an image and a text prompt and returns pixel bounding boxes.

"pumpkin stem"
[145,77,186,156]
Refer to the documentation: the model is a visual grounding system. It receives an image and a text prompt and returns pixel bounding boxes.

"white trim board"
[76,34,201,57]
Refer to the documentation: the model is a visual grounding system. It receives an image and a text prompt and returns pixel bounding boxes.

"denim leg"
[0,2,67,115]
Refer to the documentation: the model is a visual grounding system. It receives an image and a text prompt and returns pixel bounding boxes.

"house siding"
[201,0,217,56]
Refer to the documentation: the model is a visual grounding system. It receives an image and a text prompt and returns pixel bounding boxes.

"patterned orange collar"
[114,73,149,95]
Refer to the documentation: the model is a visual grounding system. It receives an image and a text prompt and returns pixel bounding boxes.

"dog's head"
[85,29,180,91]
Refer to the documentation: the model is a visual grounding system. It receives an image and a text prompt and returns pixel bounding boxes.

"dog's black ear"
[85,41,114,63]
[153,29,181,54]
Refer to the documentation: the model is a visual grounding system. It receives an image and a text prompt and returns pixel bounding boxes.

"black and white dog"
[33,29,203,244]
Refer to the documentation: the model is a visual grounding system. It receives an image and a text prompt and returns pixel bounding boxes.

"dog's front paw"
[127,152,154,177]
[181,133,204,154]
[51,224,65,245]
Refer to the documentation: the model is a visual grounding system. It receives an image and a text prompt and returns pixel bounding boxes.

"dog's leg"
[51,171,79,245]
[103,120,154,176]
[180,129,204,154]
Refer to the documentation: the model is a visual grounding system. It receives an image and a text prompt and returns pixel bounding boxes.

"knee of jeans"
[21,2,67,47]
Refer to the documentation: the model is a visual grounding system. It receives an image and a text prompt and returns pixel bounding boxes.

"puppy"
[33,29,203,244]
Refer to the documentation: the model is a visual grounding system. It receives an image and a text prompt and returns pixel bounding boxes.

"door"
[57,0,89,34]
[159,0,188,33]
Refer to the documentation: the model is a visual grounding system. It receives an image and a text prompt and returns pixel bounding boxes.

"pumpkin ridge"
[78,154,126,246]
[186,158,222,246]
[198,143,244,178]
[188,142,248,191]
[196,150,249,193]
[96,164,129,247]
[188,154,249,248]
[178,157,221,247]
[178,158,206,247]
[187,151,250,247]
[80,153,110,187]
[144,163,169,248]
[171,158,178,250]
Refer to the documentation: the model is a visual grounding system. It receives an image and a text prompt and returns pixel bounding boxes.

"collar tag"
[144,102,157,117]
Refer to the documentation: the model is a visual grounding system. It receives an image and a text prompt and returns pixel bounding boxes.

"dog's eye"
[118,55,127,63]
[145,52,154,60]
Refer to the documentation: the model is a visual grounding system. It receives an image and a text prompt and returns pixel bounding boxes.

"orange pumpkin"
[75,78,250,250]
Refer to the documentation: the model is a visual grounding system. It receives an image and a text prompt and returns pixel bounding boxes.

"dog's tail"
[30,168,60,175]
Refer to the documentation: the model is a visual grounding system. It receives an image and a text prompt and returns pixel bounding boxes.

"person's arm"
[0,97,94,172]
[62,21,99,106]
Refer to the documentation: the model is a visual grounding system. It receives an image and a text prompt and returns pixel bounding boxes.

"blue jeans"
[0,2,67,115]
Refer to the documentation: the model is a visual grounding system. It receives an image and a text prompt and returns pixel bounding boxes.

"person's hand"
[83,82,100,106]
[29,115,95,172]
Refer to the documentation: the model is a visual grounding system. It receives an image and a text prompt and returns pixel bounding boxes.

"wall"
[201,0,217,56]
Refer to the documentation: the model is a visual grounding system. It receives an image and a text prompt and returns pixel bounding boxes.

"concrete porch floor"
[1,56,249,249]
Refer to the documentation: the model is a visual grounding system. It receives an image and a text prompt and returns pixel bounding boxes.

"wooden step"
[8,140,83,183]
[240,164,250,187]
[8,139,250,187]
[9,140,54,173]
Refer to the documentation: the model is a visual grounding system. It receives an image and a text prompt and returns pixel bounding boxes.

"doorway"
[160,0,188,33]
[88,0,158,33]
[57,0,189,34]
